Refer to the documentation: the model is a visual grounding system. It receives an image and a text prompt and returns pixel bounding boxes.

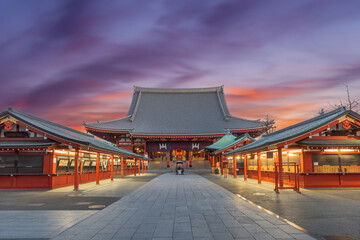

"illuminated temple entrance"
[84,86,264,169]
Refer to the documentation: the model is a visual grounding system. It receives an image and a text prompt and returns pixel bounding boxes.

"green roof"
[213,133,255,154]
[297,139,360,147]
[205,130,237,150]
[0,140,58,148]
[225,108,360,155]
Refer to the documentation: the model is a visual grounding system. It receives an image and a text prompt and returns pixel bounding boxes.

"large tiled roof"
[0,108,147,159]
[85,86,263,135]
[225,108,360,155]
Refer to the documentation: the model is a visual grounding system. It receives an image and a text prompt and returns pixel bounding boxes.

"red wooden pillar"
[138,160,141,175]
[244,155,247,181]
[52,151,57,174]
[278,148,283,187]
[134,159,137,176]
[74,148,80,191]
[188,151,192,168]
[96,152,100,184]
[233,156,237,178]
[110,155,114,181]
[167,151,170,168]
[142,160,144,174]
[221,155,224,175]
[145,161,147,173]
[210,155,215,173]
[121,156,124,178]
[257,152,261,184]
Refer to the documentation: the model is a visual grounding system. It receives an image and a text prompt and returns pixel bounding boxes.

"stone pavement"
[0,210,95,239]
[52,173,315,240]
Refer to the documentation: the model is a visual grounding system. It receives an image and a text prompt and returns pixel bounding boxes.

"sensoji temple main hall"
[84,86,264,169]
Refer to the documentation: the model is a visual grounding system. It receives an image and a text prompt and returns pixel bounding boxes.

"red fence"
[274,162,300,193]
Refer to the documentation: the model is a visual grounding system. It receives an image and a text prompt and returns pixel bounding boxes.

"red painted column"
[134,159,137,176]
[74,148,79,191]
[278,148,283,187]
[121,156,124,178]
[167,151,170,168]
[142,160,144,174]
[257,152,262,184]
[221,155,224,175]
[233,156,237,178]
[52,151,57,174]
[145,161,147,173]
[111,155,114,181]
[138,160,141,175]
[188,151,192,168]
[244,155,247,181]
[96,152,100,184]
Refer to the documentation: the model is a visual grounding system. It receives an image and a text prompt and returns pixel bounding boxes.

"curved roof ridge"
[8,108,93,138]
[228,115,262,123]
[263,107,346,138]
[84,115,131,127]
[133,85,224,93]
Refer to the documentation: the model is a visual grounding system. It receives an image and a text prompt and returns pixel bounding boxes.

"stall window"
[82,160,91,172]
[57,157,70,173]
[248,155,257,170]
[340,154,360,173]
[17,155,44,174]
[312,154,340,173]
[0,155,16,174]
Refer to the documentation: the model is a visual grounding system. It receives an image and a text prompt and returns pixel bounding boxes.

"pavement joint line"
[221,176,274,192]
[235,193,310,234]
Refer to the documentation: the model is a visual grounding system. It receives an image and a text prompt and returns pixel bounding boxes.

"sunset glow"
[1,0,360,131]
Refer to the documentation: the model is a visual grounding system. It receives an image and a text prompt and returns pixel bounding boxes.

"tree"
[262,115,276,134]
[318,108,326,115]
[332,81,359,112]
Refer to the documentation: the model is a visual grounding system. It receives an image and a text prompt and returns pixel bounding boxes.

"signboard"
[146,141,212,152]
[4,132,29,138]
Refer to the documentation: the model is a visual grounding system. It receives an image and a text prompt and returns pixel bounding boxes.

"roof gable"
[0,108,146,159]
[225,108,359,155]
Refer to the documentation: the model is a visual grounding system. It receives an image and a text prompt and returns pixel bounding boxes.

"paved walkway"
[52,173,315,240]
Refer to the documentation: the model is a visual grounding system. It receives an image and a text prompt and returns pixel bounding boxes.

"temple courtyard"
[0,173,359,239]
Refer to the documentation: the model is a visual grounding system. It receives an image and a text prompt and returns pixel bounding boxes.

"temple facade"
[0,108,148,189]
[84,86,264,169]
[225,108,360,188]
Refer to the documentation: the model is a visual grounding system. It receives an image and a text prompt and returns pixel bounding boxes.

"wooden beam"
[233,156,237,179]
[244,155,247,181]
[278,148,283,187]
[111,155,114,181]
[257,152,261,184]
[74,148,79,191]
[96,152,100,184]
[121,156,124,179]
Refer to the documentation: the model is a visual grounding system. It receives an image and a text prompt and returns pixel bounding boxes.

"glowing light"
[340,149,354,152]
[324,149,339,152]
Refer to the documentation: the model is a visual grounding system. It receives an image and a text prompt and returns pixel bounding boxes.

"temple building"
[203,130,255,175]
[84,86,264,169]
[225,108,360,188]
[0,108,148,189]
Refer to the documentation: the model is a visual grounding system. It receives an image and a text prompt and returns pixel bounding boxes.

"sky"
[1,0,360,131]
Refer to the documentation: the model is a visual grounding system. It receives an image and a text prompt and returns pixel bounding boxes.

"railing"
[274,162,300,193]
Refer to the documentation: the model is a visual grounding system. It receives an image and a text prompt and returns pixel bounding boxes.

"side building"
[84,86,264,169]
[0,108,149,189]
[225,108,360,188]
